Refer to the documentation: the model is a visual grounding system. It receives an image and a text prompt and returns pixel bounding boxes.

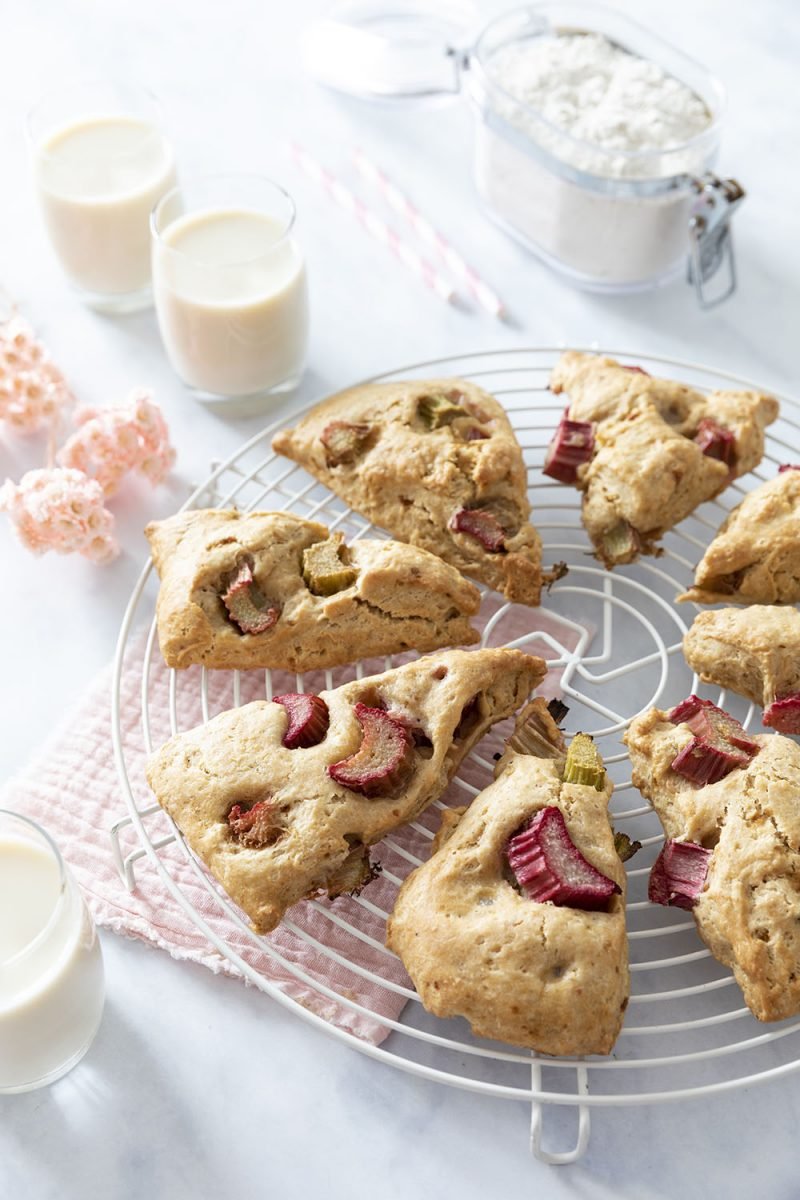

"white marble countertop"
[2,0,799,1195]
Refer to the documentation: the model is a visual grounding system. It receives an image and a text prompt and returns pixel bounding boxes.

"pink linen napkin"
[2,602,584,1046]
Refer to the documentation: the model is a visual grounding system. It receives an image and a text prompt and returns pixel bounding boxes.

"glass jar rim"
[27,79,166,161]
[470,2,727,167]
[0,809,68,969]
[151,174,297,268]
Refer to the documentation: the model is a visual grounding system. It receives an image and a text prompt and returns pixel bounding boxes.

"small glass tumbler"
[28,80,177,313]
[151,174,309,415]
[0,811,105,1093]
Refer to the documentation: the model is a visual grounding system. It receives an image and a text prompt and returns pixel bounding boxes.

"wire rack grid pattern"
[110,348,800,1164]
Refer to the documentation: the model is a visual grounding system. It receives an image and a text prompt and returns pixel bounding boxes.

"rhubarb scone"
[146,647,546,934]
[272,378,554,606]
[387,702,629,1055]
[625,697,800,1022]
[546,352,778,567]
[146,508,481,670]
[680,467,800,605]
[684,607,800,733]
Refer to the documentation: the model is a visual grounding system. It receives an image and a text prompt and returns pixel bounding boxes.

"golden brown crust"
[386,752,628,1055]
[146,648,546,934]
[680,471,800,605]
[146,509,481,670]
[625,710,800,1021]
[549,352,778,567]
[683,606,800,706]
[271,378,544,605]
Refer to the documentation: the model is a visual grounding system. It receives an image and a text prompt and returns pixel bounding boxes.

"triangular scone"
[387,704,628,1055]
[272,378,546,605]
[146,648,546,934]
[684,607,800,731]
[626,708,800,1021]
[548,352,778,567]
[146,509,481,670]
[680,469,800,604]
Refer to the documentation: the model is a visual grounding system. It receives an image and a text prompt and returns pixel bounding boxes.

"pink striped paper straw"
[353,146,506,319]
[291,143,456,305]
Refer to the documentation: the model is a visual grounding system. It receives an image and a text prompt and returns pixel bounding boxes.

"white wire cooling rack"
[110,348,800,1164]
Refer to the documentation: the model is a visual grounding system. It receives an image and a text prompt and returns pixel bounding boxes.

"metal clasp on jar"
[687,174,746,310]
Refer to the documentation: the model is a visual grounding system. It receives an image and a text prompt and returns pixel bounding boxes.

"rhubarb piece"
[449,506,506,553]
[613,830,642,862]
[694,418,736,468]
[302,534,358,596]
[505,698,566,760]
[648,839,711,910]
[600,521,641,565]
[222,560,280,635]
[670,737,749,785]
[506,807,621,911]
[620,365,650,375]
[273,692,330,749]
[418,391,467,429]
[764,695,800,734]
[563,733,605,790]
[778,464,800,473]
[463,426,489,441]
[542,408,595,484]
[228,800,283,848]
[328,703,414,797]
[668,696,759,754]
[320,420,372,466]
[324,843,381,898]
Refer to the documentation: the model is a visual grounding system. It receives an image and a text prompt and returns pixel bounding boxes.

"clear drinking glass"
[0,811,105,1093]
[28,80,177,313]
[151,174,309,416]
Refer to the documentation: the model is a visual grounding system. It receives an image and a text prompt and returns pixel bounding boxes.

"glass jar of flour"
[305,2,743,306]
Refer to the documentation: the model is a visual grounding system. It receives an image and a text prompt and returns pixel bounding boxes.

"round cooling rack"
[111,348,800,1164]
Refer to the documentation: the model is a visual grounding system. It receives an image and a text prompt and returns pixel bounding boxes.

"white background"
[1,1,799,1196]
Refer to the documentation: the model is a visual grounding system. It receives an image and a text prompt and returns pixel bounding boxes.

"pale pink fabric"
[2,604,582,1045]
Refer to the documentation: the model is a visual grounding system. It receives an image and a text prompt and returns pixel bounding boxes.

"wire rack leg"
[530,1063,591,1164]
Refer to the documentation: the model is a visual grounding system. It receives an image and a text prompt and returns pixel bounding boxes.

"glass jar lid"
[302,0,478,102]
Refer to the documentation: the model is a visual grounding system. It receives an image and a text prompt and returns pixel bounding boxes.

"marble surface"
[2,0,799,1195]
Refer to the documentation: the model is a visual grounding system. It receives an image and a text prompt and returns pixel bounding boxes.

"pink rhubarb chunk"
[694,418,736,468]
[228,800,282,848]
[668,695,759,785]
[505,806,620,911]
[328,703,414,797]
[222,560,280,635]
[273,693,330,748]
[449,507,506,552]
[764,694,800,734]
[542,408,595,484]
[649,840,712,910]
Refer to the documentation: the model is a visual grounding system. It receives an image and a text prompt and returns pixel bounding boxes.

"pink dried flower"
[57,389,175,497]
[0,467,118,563]
[0,316,75,433]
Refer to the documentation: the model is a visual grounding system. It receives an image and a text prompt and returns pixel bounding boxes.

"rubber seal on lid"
[302,0,478,102]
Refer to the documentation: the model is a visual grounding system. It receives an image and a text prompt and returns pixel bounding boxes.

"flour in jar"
[488,33,711,177]
[473,32,719,288]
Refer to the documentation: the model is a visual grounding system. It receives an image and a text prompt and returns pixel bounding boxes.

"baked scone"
[387,702,629,1055]
[680,468,800,605]
[625,700,800,1021]
[684,606,800,732]
[272,378,550,606]
[547,352,778,567]
[146,508,482,670]
[146,648,546,933]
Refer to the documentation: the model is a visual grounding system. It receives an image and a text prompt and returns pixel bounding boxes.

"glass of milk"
[151,174,309,414]
[28,81,177,313]
[0,810,105,1093]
